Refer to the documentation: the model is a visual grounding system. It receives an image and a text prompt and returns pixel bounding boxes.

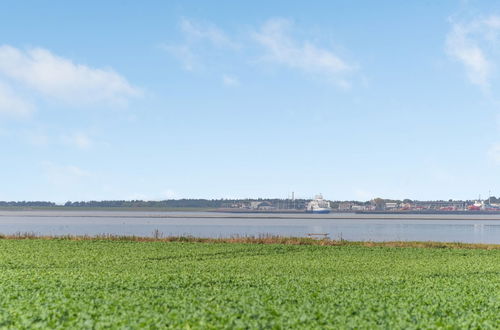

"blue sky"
[1,0,500,202]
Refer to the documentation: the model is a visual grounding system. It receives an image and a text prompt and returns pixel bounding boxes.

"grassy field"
[0,240,498,328]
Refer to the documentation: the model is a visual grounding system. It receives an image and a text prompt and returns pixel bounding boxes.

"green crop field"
[0,240,498,329]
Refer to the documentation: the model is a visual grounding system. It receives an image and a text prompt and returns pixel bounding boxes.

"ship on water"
[306,194,331,214]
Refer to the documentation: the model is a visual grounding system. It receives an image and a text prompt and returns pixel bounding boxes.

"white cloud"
[222,74,239,86]
[446,23,492,88]
[0,81,34,117]
[446,16,500,89]
[61,132,92,149]
[253,18,355,87]
[180,18,235,48]
[165,17,357,87]
[0,45,141,106]
[164,18,238,71]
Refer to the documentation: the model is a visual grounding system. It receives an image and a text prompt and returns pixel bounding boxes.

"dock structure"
[306,233,329,240]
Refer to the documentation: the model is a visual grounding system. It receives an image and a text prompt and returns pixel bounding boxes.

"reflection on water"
[0,212,499,244]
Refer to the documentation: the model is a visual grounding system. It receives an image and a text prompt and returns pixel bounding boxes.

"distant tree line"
[1,196,499,209]
[62,199,311,208]
[0,201,56,207]
[0,199,310,209]
[489,196,500,203]
[64,199,233,208]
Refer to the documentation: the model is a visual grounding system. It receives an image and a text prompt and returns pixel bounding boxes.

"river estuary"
[0,211,499,243]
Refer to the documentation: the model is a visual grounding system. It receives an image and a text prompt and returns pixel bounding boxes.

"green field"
[0,240,498,329]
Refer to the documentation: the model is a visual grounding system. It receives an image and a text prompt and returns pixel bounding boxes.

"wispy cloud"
[222,74,239,87]
[0,45,141,107]
[253,18,356,88]
[164,18,237,71]
[164,17,358,88]
[179,18,236,48]
[0,81,34,117]
[61,132,92,150]
[446,16,500,90]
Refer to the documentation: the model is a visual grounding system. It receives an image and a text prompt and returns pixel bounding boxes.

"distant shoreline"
[3,206,500,215]
[2,209,500,220]
[0,205,500,215]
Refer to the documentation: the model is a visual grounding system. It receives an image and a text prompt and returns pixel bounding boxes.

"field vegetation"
[1,233,499,250]
[0,238,498,328]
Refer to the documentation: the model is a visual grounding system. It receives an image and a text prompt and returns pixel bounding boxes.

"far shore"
[2,208,500,220]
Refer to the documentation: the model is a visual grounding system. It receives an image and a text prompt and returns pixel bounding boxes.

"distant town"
[219,195,500,213]
[2,194,500,213]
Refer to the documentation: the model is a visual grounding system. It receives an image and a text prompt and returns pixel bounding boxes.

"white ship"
[306,194,331,214]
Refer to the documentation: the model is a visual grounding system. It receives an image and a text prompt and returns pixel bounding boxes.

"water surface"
[0,211,499,243]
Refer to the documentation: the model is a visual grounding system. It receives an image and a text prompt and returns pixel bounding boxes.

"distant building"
[250,201,274,210]
[351,205,366,211]
[385,202,398,210]
[338,202,353,211]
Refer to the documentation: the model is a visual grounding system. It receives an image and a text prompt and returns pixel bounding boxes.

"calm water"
[0,211,499,243]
